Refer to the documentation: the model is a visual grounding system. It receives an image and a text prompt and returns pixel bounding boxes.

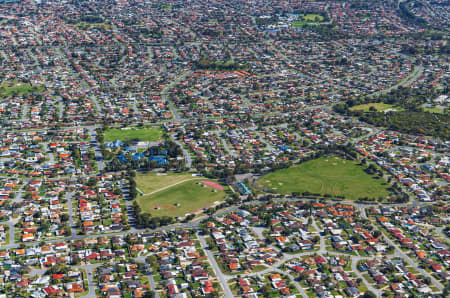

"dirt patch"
[201,181,224,191]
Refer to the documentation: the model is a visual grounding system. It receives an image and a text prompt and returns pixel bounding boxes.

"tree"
[184,214,195,222]
[363,291,377,298]
[260,284,271,296]
[143,291,155,298]
[40,221,50,233]
[146,255,158,268]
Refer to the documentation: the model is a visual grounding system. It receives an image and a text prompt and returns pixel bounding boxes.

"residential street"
[197,232,234,297]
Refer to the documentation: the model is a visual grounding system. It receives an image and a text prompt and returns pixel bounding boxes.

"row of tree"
[195,57,250,71]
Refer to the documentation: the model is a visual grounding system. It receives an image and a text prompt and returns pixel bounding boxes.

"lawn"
[136,179,228,217]
[135,172,194,194]
[349,103,400,112]
[258,156,390,200]
[302,13,324,21]
[292,13,325,27]
[422,106,447,114]
[0,80,44,99]
[158,4,173,9]
[104,127,164,142]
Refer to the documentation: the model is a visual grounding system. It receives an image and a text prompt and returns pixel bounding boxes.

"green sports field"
[292,14,325,27]
[259,156,390,200]
[135,172,194,194]
[136,179,228,217]
[104,127,164,142]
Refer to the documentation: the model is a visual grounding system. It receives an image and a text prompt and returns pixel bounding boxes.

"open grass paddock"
[259,156,390,200]
[104,127,164,142]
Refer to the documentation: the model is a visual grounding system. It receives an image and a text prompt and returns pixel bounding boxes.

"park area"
[135,172,228,217]
[258,156,390,200]
[0,80,44,99]
[104,126,164,142]
[349,103,401,112]
[292,13,325,27]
